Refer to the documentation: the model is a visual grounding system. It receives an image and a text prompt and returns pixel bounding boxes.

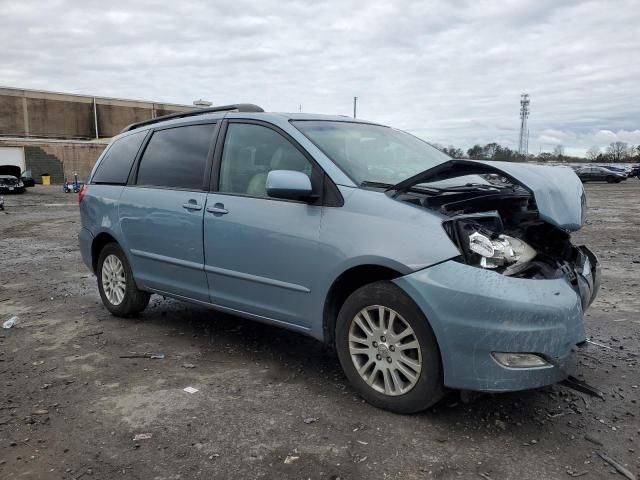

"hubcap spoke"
[398,339,419,351]
[366,364,381,386]
[348,305,422,396]
[361,310,377,334]
[354,314,374,337]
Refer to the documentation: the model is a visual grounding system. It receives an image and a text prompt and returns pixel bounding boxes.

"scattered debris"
[83,331,104,337]
[303,417,318,424]
[566,469,588,477]
[119,353,165,359]
[183,386,198,394]
[132,433,153,441]
[32,409,48,415]
[2,316,19,329]
[478,473,494,480]
[597,451,637,480]
[181,363,196,369]
[585,434,604,446]
[561,376,604,399]
[587,339,612,350]
[284,455,299,464]
[547,410,574,418]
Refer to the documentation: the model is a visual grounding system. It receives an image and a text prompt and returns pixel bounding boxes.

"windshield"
[293,120,451,186]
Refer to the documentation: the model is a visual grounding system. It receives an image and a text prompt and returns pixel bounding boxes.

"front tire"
[97,243,150,317]
[335,281,443,413]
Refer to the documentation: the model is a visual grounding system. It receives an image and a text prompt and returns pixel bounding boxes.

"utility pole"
[353,96,358,118]
[92,97,99,139]
[299,104,302,112]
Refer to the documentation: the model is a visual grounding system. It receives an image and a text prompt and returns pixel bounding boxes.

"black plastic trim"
[121,104,264,133]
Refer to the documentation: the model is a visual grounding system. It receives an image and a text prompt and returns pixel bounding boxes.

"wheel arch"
[91,231,119,274]
[322,264,405,346]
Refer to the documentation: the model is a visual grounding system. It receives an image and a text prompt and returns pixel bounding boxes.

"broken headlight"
[468,231,536,271]
[445,218,537,275]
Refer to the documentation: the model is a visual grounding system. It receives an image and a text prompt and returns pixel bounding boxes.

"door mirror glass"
[266,170,312,201]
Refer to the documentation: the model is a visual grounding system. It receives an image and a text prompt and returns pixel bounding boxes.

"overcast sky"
[1,0,638,156]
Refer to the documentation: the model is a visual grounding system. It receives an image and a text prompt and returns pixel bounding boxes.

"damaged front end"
[390,160,602,392]
[390,160,600,310]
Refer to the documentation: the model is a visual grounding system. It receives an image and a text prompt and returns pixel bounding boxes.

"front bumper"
[0,186,23,193]
[394,250,599,392]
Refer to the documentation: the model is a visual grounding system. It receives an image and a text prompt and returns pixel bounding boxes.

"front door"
[203,122,322,328]
[119,122,217,301]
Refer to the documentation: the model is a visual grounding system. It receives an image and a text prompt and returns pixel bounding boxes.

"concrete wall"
[0,87,195,140]
[0,139,107,183]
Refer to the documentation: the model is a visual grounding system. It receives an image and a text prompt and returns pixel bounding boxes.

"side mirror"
[266,170,313,201]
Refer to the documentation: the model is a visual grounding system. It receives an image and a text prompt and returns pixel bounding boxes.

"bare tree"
[553,145,564,157]
[606,141,628,162]
[586,146,600,162]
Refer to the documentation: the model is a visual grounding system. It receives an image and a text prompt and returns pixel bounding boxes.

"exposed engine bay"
[387,160,600,309]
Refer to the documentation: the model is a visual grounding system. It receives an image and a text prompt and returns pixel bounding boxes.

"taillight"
[78,184,87,203]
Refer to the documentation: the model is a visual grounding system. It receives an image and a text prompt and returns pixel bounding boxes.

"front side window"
[293,120,450,186]
[92,131,146,184]
[219,123,313,197]
[136,123,216,190]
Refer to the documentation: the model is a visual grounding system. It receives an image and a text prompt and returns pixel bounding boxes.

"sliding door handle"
[182,203,202,211]
[206,204,228,215]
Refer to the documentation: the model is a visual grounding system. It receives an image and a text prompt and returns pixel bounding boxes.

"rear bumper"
[394,253,599,392]
[79,227,94,272]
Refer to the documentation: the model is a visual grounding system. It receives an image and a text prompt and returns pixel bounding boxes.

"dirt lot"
[1,183,638,480]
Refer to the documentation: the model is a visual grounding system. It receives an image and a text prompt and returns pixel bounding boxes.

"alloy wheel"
[101,254,126,305]
[348,305,422,396]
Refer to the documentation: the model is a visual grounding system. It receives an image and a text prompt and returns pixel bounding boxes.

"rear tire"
[335,281,443,413]
[97,243,150,317]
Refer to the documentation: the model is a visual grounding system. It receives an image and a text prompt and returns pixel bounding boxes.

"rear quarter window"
[135,123,216,190]
[91,131,146,184]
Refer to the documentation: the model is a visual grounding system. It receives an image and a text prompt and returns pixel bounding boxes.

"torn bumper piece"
[394,256,599,392]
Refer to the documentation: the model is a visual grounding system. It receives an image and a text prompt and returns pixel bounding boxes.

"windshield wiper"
[419,183,504,193]
[360,180,393,189]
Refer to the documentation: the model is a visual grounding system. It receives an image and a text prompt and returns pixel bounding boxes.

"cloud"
[0,0,638,156]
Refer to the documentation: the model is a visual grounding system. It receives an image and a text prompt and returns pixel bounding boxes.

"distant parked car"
[0,175,25,193]
[21,170,35,187]
[629,165,640,179]
[597,165,628,178]
[576,166,626,183]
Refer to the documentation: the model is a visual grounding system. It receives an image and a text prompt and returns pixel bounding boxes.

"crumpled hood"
[391,159,586,231]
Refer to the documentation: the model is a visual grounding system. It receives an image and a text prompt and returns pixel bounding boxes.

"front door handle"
[182,202,202,211]
[206,203,228,215]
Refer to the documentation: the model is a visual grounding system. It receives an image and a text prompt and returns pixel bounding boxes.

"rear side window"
[136,123,216,190]
[92,131,146,184]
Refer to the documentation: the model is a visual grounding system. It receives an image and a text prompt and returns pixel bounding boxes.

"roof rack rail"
[121,103,264,133]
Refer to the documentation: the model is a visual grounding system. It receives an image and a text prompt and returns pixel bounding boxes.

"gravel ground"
[0,183,638,480]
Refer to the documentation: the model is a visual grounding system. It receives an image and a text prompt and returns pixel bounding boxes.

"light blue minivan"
[79,104,599,413]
